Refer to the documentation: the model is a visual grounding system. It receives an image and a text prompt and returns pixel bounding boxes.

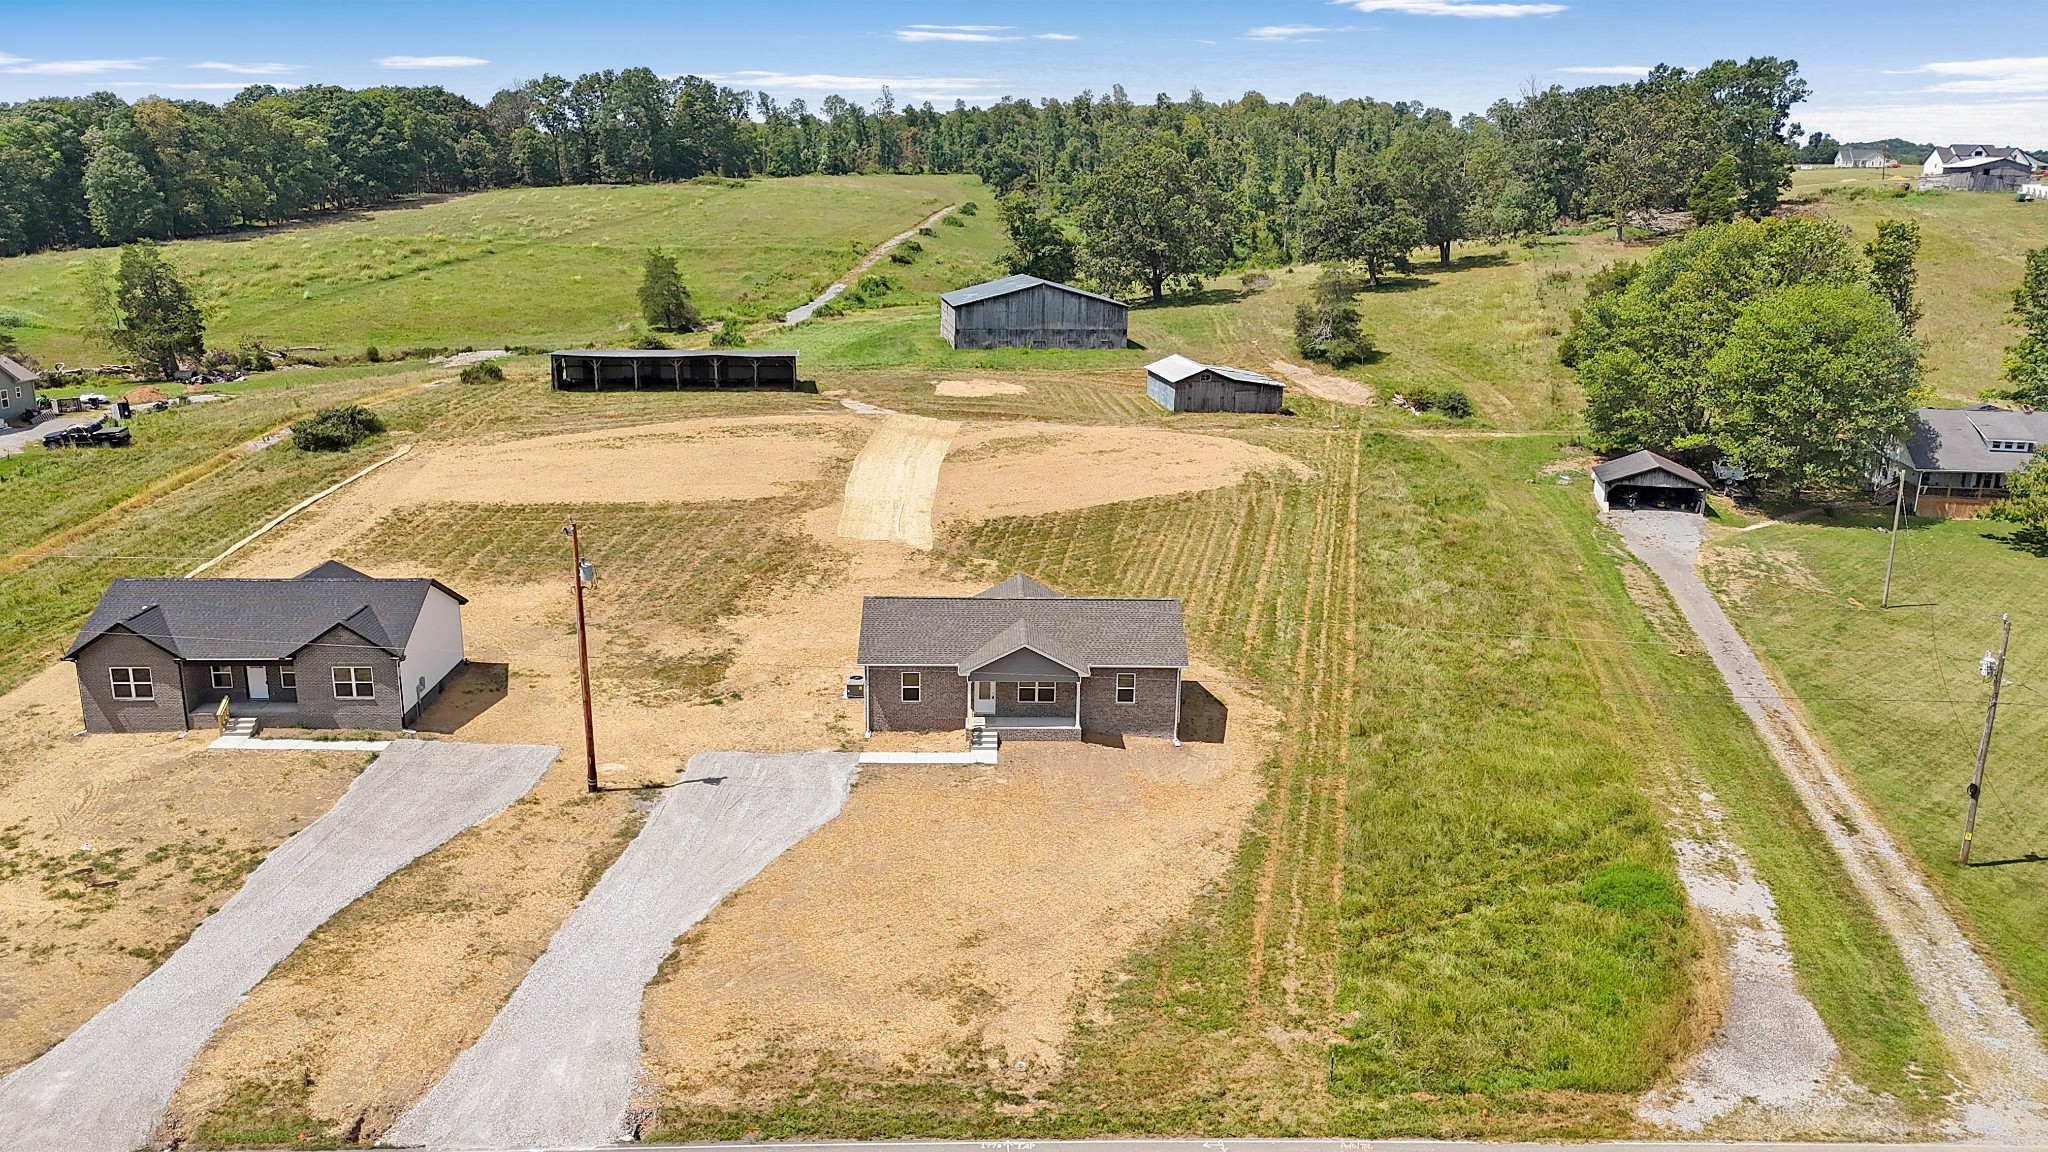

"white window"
[1115,673,1138,704]
[333,666,375,699]
[1019,682,1058,704]
[278,664,296,689]
[110,667,153,700]
[210,665,233,689]
[900,671,921,702]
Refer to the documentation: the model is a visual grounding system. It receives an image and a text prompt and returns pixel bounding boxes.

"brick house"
[64,561,467,734]
[857,575,1187,744]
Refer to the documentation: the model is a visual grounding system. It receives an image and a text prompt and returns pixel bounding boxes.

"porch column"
[1074,680,1082,729]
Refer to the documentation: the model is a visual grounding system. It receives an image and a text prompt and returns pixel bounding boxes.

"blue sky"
[3,0,2046,143]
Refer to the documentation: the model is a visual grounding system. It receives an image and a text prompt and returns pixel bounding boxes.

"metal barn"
[548,349,799,391]
[1145,355,1285,414]
[939,275,1128,350]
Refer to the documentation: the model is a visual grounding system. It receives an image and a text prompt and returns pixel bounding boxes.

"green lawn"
[0,175,982,364]
[1708,514,2048,1029]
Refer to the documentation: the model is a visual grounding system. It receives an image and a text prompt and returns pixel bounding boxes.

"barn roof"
[940,274,1126,310]
[1591,450,1710,490]
[858,575,1186,673]
[64,562,465,662]
[1146,354,1284,390]
[548,349,798,360]
[1902,405,2048,473]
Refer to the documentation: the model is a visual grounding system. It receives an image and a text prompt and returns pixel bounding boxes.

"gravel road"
[386,750,860,1150]
[1609,509,2048,1139]
[785,204,956,324]
[0,740,556,1152]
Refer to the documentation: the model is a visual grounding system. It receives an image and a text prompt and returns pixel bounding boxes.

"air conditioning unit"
[844,674,866,700]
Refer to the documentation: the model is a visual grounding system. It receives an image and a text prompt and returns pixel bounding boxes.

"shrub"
[1404,387,1474,419]
[710,319,747,348]
[958,201,978,215]
[1293,300,1376,367]
[630,332,670,350]
[917,226,936,237]
[888,249,916,265]
[458,361,505,385]
[941,214,967,227]
[290,405,385,452]
[365,345,381,362]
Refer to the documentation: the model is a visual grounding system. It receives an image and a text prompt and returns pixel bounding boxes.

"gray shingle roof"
[0,356,36,386]
[859,577,1187,673]
[1902,405,2048,473]
[64,562,465,662]
[939,274,1127,310]
[1592,450,1710,489]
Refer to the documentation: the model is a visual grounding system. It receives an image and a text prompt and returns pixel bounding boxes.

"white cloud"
[4,58,152,75]
[1344,0,1564,16]
[892,24,1076,42]
[721,70,1004,99]
[0,53,26,66]
[1901,56,2048,94]
[1244,24,1340,41]
[1558,65,1651,76]
[375,54,489,69]
[1804,97,2048,146]
[192,60,292,75]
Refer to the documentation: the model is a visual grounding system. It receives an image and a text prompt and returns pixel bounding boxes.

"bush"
[365,344,381,362]
[458,361,505,385]
[710,319,747,348]
[917,226,936,237]
[630,331,670,350]
[958,201,978,215]
[1404,387,1474,419]
[1294,300,1376,367]
[941,214,966,227]
[888,249,916,265]
[290,405,385,452]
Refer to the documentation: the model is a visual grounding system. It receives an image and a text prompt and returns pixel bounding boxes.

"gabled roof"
[1933,145,2036,166]
[1145,354,1285,390]
[939,274,1127,310]
[0,356,36,386]
[64,562,465,662]
[1902,405,2048,473]
[1591,450,1710,490]
[1837,148,1887,162]
[859,576,1187,674]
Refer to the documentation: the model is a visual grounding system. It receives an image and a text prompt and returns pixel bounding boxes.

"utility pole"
[1960,614,2012,866]
[563,517,598,794]
[1882,472,1907,608]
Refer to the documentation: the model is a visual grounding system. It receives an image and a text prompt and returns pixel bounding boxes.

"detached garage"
[1145,355,1285,413]
[939,275,1128,350]
[1592,450,1710,513]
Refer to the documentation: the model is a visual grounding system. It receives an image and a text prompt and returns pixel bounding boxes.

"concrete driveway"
[387,750,860,1150]
[0,414,96,457]
[0,740,558,1152]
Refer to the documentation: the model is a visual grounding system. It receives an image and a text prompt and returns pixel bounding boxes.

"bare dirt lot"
[936,422,1307,523]
[1268,359,1377,407]
[934,378,1028,397]
[837,414,961,551]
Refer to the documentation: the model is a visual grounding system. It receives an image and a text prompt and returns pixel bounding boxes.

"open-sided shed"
[1145,354,1285,413]
[939,275,1127,350]
[549,349,798,391]
[1592,450,1710,513]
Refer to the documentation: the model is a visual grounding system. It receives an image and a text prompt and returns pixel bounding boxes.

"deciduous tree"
[637,249,699,331]
[2002,246,2048,404]
[1383,117,1470,266]
[89,241,204,379]
[996,193,1076,282]
[1864,218,1922,333]
[1294,171,1422,287]
[1076,141,1232,301]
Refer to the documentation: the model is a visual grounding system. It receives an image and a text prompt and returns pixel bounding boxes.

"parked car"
[89,425,132,446]
[77,392,109,408]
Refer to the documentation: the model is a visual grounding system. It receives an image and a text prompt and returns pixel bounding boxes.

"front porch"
[967,677,1082,742]
[187,699,304,732]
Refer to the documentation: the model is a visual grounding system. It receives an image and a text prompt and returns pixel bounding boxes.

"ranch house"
[0,355,37,424]
[1887,404,2048,518]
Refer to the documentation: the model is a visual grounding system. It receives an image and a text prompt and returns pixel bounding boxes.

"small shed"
[939,275,1127,350]
[0,355,37,424]
[548,349,798,391]
[1145,354,1285,414]
[1592,450,1710,513]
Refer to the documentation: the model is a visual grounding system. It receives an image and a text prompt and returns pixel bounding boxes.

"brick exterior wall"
[1079,667,1180,740]
[73,632,188,733]
[180,662,301,713]
[289,626,404,730]
[865,665,966,733]
[998,679,1078,719]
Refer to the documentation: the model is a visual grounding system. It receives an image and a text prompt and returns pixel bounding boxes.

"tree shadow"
[1439,251,1513,272]
[1362,276,1432,294]
[411,661,509,734]
[209,194,467,243]
[1179,680,1229,744]
[1993,525,2048,558]
[1968,851,2048,868]
[1129,287,1245,310]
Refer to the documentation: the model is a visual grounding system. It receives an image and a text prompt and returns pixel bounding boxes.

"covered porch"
[965,677,1082,741]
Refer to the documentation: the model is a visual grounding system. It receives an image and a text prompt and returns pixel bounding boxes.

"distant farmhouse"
[66,561,468,733]
[548,348,798,391]
[1919,145,2039,192]
[939,275,1128,350]
[857,574,1187,745]
[1889,404,2048,518]
[1145,355,1285,413]
[0,355,37,424]
[1834,147,1890,169]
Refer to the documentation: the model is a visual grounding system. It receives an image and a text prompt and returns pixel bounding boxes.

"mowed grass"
[0,175,981,363]
[1708,513,2048,1029]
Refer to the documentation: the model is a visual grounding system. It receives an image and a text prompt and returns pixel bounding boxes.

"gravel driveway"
[0,414,96,457]
[1609,509,2048,1139]
[0,740,557,1152]
[386,750,860,1150]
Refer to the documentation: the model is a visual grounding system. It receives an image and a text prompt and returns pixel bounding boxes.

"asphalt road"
[386,750,862,1151]
[0,739,558,1152]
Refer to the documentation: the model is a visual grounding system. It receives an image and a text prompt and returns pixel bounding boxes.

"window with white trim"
[1018,682,1058,704]
[210,665,233,689]
[110,667,153,700]
[278,665,296,690]
[333,666,375,699]
[900,671,921,702]
[1115,672,1138,704]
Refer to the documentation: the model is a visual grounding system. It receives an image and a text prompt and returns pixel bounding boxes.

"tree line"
[1,57,1809,267]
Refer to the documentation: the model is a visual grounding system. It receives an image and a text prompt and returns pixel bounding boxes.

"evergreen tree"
[1687,156,1740,225]
[637,249,699,331]
[92,241,204,379]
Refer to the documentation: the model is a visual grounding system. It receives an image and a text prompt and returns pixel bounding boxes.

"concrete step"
[967,727,1000,752]
[222,717,259,738]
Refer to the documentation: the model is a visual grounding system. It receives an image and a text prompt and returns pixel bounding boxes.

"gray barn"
[549,349,798,391]
[1145,355,1285,413]
[939,275,1128,350]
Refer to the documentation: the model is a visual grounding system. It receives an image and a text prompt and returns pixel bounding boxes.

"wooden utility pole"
[1960,614,2012,865]
[1882,473,1907,608]
[564,517,598,794]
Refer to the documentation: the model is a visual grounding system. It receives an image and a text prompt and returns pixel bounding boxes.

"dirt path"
[1267,358,1376,407]
[386,751,858,1149]
[836,414,959,550]
[0,740,555,1152]
[785,204,957,324]
[1609,509,2048,1140]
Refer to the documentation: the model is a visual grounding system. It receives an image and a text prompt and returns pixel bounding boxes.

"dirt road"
[0,740,556,1152]
[1610,509,2048,1140]
[836,414,959,550]
[385,751,860,1150]
[1268,358,1376,407]
[785,204,956,324]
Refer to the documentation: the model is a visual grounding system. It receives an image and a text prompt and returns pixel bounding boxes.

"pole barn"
[1145,355,1285,413]
[939,275,1128,350]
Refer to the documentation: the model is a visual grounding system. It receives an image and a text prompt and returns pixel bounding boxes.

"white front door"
[246,666,269,700]
[972,681,996,715]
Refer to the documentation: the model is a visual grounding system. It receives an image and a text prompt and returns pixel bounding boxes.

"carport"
[1592,450,1710,513]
